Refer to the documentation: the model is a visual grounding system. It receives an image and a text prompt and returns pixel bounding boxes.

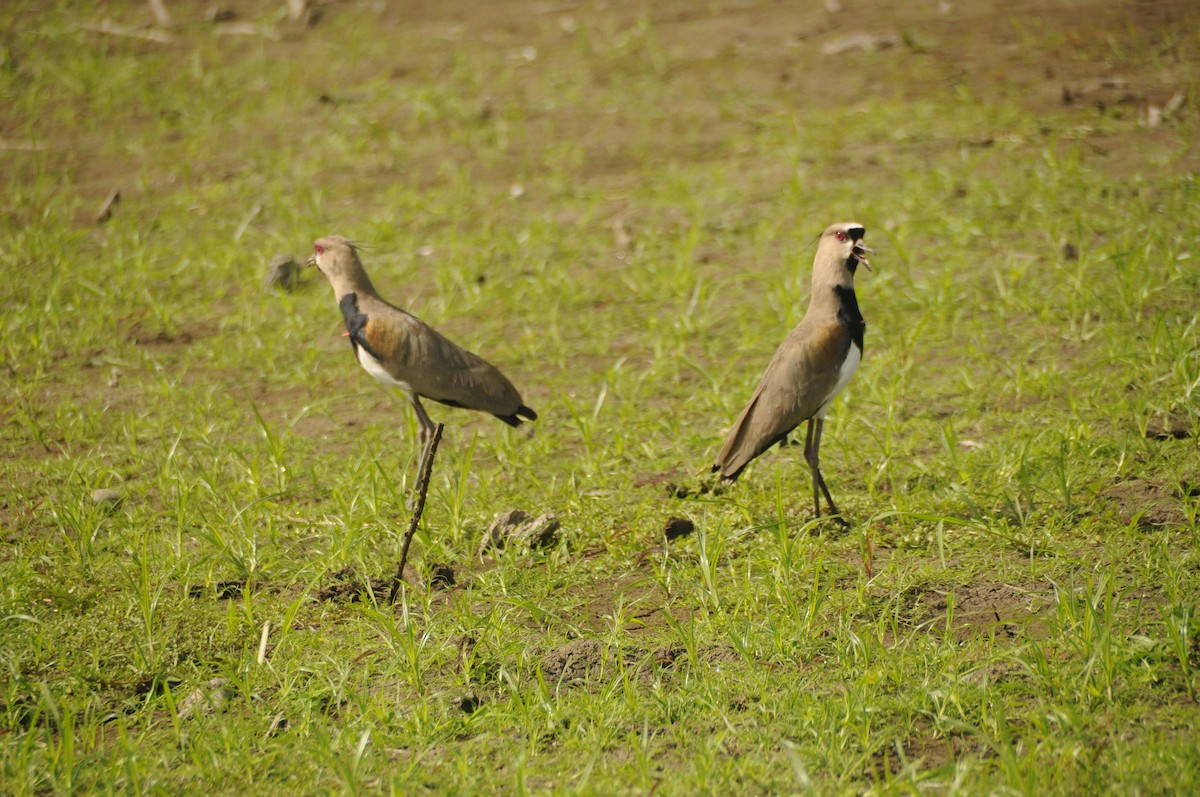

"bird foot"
[814,512,852,530]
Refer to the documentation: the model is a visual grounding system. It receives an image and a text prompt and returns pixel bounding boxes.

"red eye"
[314,244,325,255]
[835,230,847,242]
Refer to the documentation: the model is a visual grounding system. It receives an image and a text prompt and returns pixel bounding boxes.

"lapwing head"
[305,235,356,277]
[820,222,872,275]
[305,235,376,300]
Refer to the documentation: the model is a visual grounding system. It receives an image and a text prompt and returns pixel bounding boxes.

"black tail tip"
[711,463,741,483]
[496,405,538,427]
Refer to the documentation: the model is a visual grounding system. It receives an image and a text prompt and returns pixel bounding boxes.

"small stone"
[92,488,121,505]
[663,516,695,541]
[178,677,231,719]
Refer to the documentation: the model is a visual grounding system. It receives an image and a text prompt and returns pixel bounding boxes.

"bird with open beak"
[712,222,872,524]
[306,235,536,461]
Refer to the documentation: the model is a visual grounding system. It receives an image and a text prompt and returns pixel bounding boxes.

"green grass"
[3,0,1200,793]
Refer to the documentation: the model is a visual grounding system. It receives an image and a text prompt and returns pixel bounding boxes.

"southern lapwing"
[712,222,872,523]
[306,235,537,456]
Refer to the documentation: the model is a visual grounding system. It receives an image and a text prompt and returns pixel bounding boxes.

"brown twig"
[96,190,120,224]
[387,423,444,605]
[80,20,174,43]
[147,0,172,27]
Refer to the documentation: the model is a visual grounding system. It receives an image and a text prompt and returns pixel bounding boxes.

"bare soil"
[1103,476,1192,528]
[917,580,1051,640]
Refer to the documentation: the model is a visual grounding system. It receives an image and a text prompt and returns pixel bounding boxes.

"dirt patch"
[632,469,684,490]
[538,636,730,686]
[701,645,743,667]
[643,643,745,671]
[540,639,612,685]
[916,581,1049,640]
[1102,477,1190,528]
[121,315,217,350]
[884,727,983,776]
[1145,415,1194,440]
[651,644,685,669]
[313,567,390,603]
[187,580,245,600]
[314,563,456,603]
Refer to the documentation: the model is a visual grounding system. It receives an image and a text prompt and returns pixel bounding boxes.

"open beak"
[852,241,873,271]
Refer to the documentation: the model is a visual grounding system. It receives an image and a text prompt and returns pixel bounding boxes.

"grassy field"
[3,0,1200,793]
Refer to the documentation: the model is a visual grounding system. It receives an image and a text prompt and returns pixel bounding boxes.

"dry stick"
[80,21,174,43]
[147,0,172,27]
[387,423,444,605]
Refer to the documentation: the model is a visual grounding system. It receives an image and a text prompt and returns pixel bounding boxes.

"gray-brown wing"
[358,299,526,417]
[714,317,850,480]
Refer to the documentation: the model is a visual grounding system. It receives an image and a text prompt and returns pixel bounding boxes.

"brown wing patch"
[804,319,850,374]
[365,311,524,416]
[361,315,401,360]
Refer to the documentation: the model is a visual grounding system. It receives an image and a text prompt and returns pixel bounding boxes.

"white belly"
[816,343,861,418]
[357,345,413,394]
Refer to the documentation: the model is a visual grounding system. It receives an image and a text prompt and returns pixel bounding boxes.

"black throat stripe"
[338,292,385,360]
[833,285,865,351]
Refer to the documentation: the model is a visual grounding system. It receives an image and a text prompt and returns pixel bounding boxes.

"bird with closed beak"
[306,235,537,458]
[712,222,872,524]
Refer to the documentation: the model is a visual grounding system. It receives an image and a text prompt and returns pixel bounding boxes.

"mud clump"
[264,255,302,291]
[429,562,456,590]
[663,516,695,541]
[541,638,609,684]
[478,509,561,556]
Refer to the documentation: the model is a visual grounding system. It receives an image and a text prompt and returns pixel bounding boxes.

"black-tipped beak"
[852,241,873,271]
